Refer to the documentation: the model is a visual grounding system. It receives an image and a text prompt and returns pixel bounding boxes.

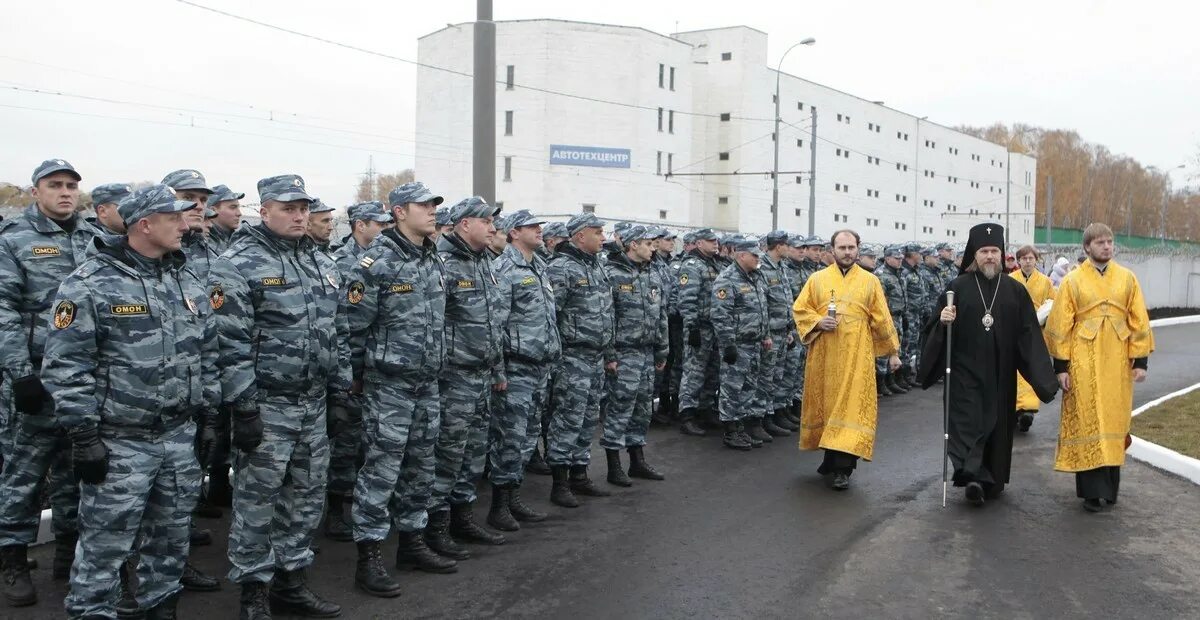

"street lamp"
[1148,164,1185,244]
[772,37,816,231]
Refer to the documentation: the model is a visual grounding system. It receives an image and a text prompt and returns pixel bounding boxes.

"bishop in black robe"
[917,223,1058,505]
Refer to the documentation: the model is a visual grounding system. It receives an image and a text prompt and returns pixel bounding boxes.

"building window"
[582,204,596,214]
[720,112,731,121]
[657,108,663,132]
[837,113,843,122]
[656,151,662,175]
[797,101,804,110]
[721,52,732,61]
[795,208,802,216]
[844,115,851,124]
[772,93,777,104]
[796,139,803,147]
[658,63,664,88]
[836,148,843,156]
[866,218,879,227]
[894,222,907,230]
[835,183,842,192]
[668,110,675,134]
[718,196,729,205]
[503,156,512,182]
[506,65,514,90]
[660,209,668,220]
[669,66,676,91]
[667,153,673,174]
[504,110,513,136]
[795,176,804,183]
[718,152,730,161]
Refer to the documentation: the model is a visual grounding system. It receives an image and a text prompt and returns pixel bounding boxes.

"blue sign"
[549,144,631,169]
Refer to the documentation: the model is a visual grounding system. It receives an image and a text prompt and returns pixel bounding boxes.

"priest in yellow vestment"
[1045,223,1153,512]
[1009,245,1056,432]
[793,230,900,490]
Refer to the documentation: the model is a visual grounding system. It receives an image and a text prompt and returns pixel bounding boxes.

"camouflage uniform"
[490,240,559,486]
[756,245,796,413]
[0,200,99,551]
[676,242,722,419]
[901,253,926,371]
[211,190,352,585]
[546,237,614,467]
[206,185,244,255]
[601,246,667,450]
[345,227,446,540]
[919,253,944,330]
[327,236,371,503]
[874,253,908,375]
[430,221,506,513]
[42,187,218,618]
[665,248,688,403]
[710,254,770,422]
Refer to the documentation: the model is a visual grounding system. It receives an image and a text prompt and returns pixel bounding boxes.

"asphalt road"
[18,323,1200,619]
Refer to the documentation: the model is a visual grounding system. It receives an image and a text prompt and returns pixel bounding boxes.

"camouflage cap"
[162,169,212,194]
[347,200,392,223]
[656,227,676,240]
[257,174,314,203]
[612,221,634,238]
[786,233,806,248]
[859,244,879,258]
[681,231,697,244]
[448,196,501,224]
[209,184,245,204]
[622,225,650,242]
[204,207,218,218]
[118,184,198,227]
[32,158,81,185]
[802,235,825,248]
[542,222,568,238]
[505,209,547,230]
[493,214,509,231]
[435,207,452,227]
[388,181,444,207]
[90,183,133,207]
[566,212,605,236]
[691,228,718,242]
[883,244,904,258]
[903,242,923,255]
[935,242,953,251]
[920,246,937,257]
[764,230,790,247]
[309,199,335,214]
[728,235,763,256]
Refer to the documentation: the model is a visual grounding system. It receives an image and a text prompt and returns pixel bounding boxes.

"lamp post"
[772,37,815,231]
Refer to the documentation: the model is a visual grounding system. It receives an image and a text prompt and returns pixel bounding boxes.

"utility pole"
[1126,192,1132,237]
[1005,150,1011,246]
[473,0,496,204]
[363,155,377,200]
[771,77,781,230]
[1045,175,1053,245]
[807,108,817,236]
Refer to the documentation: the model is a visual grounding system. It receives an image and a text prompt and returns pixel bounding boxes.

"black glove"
[688,329,702,347]
[787,338,797,351]
[12,375,47,415]
[722,345,738,365]
[231,405,264,453]
[326,392,352,438]
[69,426,109,485]
[195,414,219,469]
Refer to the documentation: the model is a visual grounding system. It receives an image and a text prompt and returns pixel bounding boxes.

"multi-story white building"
[416,20,1037,245]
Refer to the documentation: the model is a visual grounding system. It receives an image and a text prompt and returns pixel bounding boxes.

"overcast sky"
[1,0,1196,209]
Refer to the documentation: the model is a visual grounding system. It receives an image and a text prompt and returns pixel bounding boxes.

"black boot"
[508,483,547,522]
[323,493,353,542]
[877,373,893,397]
[181,562,220,592]
[722,421,751,451]
[116,558,142,620]
[569,465,611,497]
[1,545,36,607]
[52,533,77,580]
[525,445,552,475]
[700,409,722,430]
[651,395,672,426]
[355,541,402,598]
[394,529,457,573]
[449,502,506,545]
[550,465,579,508]
[747,418,773,443]
[208,466,233,508]
[785,400,801,425]
[627,446,665,480]
[965,482,985,507]
[904,367,921,389]
[678,408,707,436]
[423,511,471,560]
[831,472,851,491]
[143,592,179,620]
[189,524,212,547]
[605,449,632,487]
[885,372,908,394]
[269,568,340,618]
[194,490,223,519]
[762,415,791,437]
[773,409,799,432]
[738,421,763,449]
[486,485,520,532]
[1017,411,1035,433]
[238,582,271,620]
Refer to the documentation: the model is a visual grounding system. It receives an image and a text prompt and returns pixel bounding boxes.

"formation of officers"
[0,158,964,620]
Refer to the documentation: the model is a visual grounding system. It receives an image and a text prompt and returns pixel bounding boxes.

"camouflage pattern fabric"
[711,262,770,422]
[676,250,721,413]
[901,262,926,370]
[601,252,667,449]
[758,253,796,411]
[874,263,907,374]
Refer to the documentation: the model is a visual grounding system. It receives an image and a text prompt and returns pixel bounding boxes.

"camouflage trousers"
[718,341,764,423]
[787,340,806,402]
[65,423,199,618]
[0,411,78,546]
[488,359,551,486]
[352,377,439,541]
[600,347,655,450]
[678,325,719,414]
[227,396,329,584]
[877,317,906,374]
[903,312,923,371]
[660,314,684,398]
[327,395,365,498]
[430,367,492,513]
[0,376,11,464]
[547,348,606,467]
[760,329,794,412]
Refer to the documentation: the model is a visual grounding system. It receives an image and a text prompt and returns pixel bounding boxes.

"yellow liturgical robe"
[792,264,900,461]
[1045,260,1153,472]
[1009,269,1056,412]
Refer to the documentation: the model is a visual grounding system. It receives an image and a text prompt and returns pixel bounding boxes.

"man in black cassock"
[917,223,1058,506]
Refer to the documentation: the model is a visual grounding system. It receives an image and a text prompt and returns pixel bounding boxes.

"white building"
[416,20,1037,245]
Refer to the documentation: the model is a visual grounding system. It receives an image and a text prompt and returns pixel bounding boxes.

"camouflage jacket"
[343,228,445,384]
[0,205,101,378]
[209,223,351,406]
[649,253,674,317]
[710,262,770,347]
[667,252,688,316]
[437,232,506,381]
[902,262,927,317]
[208,222,236,255]
[41,236,219,432]
[331,238,370,281]
[604,252,668,361]
[875,264,908,320]
[938,258,957,292]
[758,253,797,333]
[676,249,721,330]
[919,264,944,314]
[84,216,122,237]
[181,231,219,285]
[495,244,560,366]
[783,258,806,301]
[546,242,614,352]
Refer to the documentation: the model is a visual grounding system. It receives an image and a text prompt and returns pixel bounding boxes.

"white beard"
[979,264,1000,279]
